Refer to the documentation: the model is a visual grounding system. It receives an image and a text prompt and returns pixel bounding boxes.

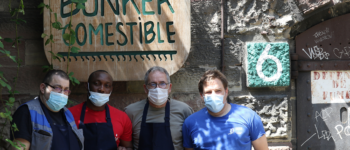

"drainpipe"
[221,0,225,73]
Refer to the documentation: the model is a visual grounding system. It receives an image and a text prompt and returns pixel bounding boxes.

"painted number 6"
[256,44,282,82]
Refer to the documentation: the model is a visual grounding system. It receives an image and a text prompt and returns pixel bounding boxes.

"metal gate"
[296,13,350,150]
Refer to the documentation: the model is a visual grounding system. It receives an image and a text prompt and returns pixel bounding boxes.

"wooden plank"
[43,0,190,81]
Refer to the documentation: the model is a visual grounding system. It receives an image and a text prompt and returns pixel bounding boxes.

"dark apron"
[79,102,117,150]
[138,100,175,150]
[41,102,81,150]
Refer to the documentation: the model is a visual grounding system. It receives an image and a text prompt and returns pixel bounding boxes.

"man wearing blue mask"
[69,70,133,150]
[10,70,84,150]
[125,66,194,150]
[182,70,268,150]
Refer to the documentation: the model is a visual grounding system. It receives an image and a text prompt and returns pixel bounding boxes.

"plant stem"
[50,0,53,67]
[12,1,23,95]
[66,3,74,73]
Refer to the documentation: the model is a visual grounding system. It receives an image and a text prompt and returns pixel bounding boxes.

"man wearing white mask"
[69,70,133,150]
[10,70,84,150]
[182,70,268,150]
[125,66,193,150]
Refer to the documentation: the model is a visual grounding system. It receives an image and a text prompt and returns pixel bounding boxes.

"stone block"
[170,68,206,93]
[0,10,42,39]
[0,40,25,67]
[1,66,46,95]
[246,43,290,87]
[171,93,204,112]
[126,81,145,94]
[224,66,242,92]
[25,40,49,66]
[230,95,289,139]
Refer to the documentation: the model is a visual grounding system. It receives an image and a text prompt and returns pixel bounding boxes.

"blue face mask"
[46,91,68,111]
[204,94,225,113]
[88,83,111,107]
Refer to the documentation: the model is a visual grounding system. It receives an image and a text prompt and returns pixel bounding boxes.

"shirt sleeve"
[120,113,133,141]
[249,112,266,141]
[10,105,32,143]
[182,120,193,148]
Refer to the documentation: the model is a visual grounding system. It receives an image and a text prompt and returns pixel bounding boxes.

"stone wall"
[2,0,350,149]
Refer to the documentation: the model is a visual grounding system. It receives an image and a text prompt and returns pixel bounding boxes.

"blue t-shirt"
[182,103,265,150]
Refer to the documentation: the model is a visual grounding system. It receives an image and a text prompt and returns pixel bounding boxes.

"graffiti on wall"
[246,43,290,87]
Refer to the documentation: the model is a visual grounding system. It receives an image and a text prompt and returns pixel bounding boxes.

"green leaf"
[71,0,79,3]
[63,34,70,41]
[38,2,45,8]
[73,77,80,85]
[41,33,47,38]
[56,53,63,58]
[69,72,74,76]
[71,46,80,53]
[52,22,62,30]
[9,97,15,103]
[12,123,19,132]
[45,39,50,46]
[69,35,76,45]
[4,38,13,43]
[9,55,17,63]
[76,3,85,9]
[0,112,5,118]
[18,18,26,23]
[54,13,58,22]
[10,9,17,17]
[0,41,3,49]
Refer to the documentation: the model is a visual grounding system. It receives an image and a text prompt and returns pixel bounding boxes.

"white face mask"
[148,88,168,106]
[88,83,111,107]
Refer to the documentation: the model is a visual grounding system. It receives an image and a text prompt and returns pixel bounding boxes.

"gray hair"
[144,66,171,85]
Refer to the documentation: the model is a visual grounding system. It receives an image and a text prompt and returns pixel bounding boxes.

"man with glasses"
[10,70,84,150]
[69,70,133,150]
[125,66,193,150]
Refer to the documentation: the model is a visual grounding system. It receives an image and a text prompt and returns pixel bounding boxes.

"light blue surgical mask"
[204,94,225,113]
[88,83,111,107]
[46,91,68,111]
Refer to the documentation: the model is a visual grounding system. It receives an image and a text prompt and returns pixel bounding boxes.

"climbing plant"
[0,0,86,149]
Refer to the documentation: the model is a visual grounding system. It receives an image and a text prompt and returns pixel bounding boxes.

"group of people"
[10,66,268,150]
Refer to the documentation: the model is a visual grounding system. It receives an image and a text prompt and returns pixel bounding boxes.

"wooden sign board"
[43,0,190,81]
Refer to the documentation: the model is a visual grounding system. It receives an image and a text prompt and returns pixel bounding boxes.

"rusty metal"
[297,61,350,71]
[296,13,350,60]
[291,53,298,60]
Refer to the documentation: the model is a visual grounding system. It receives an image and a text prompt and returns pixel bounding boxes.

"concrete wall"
[2,0,350,149]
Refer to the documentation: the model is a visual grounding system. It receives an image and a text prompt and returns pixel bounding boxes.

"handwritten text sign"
[43,0,190,81]
[311,71,350,104]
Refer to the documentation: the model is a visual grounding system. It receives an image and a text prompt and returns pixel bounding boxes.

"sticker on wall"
[246,43,290,87]
[43,0,190,81]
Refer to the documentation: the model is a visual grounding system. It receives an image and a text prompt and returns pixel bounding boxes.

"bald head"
[88,70,113,94]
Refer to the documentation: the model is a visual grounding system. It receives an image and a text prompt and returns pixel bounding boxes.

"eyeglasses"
[45,83,71,95]
[147,82,169,89]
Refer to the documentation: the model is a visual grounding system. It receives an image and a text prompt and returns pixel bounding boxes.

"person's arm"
[11,138,30,150]
[251,134,268,150]
[118,140,133,150]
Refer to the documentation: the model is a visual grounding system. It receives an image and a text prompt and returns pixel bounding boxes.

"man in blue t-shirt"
[182,70,268,150]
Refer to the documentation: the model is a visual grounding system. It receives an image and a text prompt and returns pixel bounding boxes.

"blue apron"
[79,102,117,150]
[41,102,81,150]
[138,100,175,150]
